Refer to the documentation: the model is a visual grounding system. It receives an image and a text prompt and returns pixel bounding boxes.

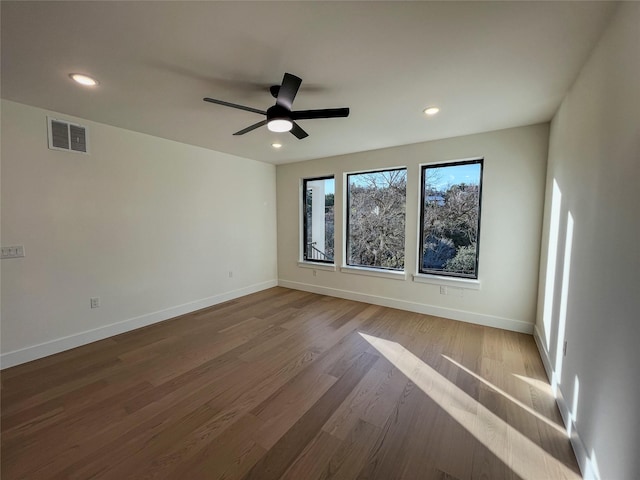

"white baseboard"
[533,325,554,383]
[0,280,277,369]
[533,325,599,480]
[278,279,534,334]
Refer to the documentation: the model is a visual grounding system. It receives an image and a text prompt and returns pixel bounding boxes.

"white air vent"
[47,116,89,154]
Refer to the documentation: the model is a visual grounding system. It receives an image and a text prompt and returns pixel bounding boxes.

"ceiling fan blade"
[276,73,302,110]
[233,120,268,135]
[203,98,266,116]
[290,122,309,139]
[291,108,350,120]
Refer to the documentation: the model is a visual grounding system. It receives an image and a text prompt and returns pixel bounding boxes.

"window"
[346,168,407,270]
[303,176,335,263]
[419,159,483,278]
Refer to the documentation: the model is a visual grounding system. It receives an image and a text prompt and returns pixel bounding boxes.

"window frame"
[302,175,335,264]
[418,158,484,280]
[345,166,408,272]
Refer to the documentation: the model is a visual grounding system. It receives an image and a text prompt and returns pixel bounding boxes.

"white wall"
[535,3,640,479]
[0,100,278,367]
[277,124,549,333]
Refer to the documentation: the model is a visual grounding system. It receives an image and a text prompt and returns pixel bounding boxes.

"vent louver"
[47,117,88,153]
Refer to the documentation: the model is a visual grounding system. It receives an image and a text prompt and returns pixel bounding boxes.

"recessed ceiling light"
[271,143,283,149]
[69,73,99,86]
[423,106,440,116]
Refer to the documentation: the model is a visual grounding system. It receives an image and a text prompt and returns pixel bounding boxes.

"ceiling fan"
[203,72,349,139]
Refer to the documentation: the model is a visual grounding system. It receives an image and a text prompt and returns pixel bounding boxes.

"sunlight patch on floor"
[442,354,565,434]
[513,374,553,394]
[359,332,580,480]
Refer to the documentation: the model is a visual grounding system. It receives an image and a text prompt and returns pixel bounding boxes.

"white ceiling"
[1,1,616,165]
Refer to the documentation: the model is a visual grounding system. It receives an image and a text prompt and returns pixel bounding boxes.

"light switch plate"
[1,245,25,259]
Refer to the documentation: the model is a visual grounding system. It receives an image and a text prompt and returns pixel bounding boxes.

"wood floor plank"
[397,401,456,480]
[0,287,581,480]
[252,371,338,449]
[322,419,383,480]
[471,386,514,480]
[280,430,342,480]
[322,364,407,440]
[243,352,378,480]
[130,330,382,479]
[73,404,217,480]
[166,413,266,480]
[355,380,425,480]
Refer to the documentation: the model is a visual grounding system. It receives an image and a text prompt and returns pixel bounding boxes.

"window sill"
[412,273,481,290]
[297,261,336,272]
[341,265,407,281]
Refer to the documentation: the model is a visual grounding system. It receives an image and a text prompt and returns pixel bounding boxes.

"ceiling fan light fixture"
[267,118,293,133]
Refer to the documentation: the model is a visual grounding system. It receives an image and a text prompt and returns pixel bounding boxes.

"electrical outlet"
[439,286,447,295]
[228,271,233,278]
[563,340,568,357]
[313,269,317,277]
[90,297,100,309]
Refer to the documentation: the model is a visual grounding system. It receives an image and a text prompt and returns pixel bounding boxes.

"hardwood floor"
[1,287,580,479]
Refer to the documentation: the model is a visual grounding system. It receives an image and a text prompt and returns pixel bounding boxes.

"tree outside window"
[347,168,407,270]
[420,159,483,278]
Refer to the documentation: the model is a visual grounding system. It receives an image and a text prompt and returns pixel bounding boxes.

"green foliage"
[444,245,477,274]
[422,181,480,275]
[325,193,334,207]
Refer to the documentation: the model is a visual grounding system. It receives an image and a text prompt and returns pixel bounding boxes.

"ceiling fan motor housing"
[267,104,291,122]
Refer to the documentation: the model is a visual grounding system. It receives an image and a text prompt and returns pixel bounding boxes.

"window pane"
[347,169,406,270]
[303,177,335,262]
[420,160,483,278]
